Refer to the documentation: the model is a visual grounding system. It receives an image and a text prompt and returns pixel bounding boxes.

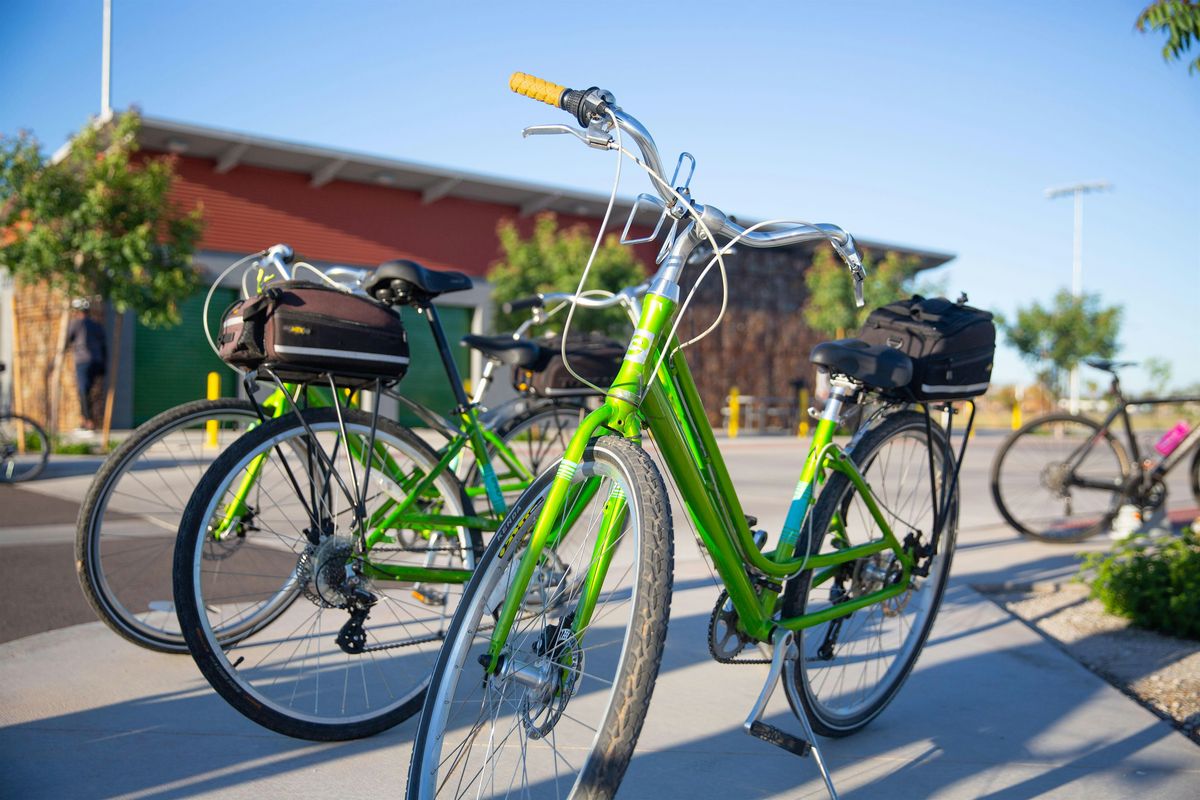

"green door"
[132,290,238,425]
[393,305,472,427]
[133,292,472,428]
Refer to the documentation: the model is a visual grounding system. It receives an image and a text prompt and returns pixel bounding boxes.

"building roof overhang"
[56,112,956,270]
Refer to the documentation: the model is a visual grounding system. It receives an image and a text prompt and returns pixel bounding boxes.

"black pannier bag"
[513,333,625,397]
[218,281,409,386]
[858,295,995,400]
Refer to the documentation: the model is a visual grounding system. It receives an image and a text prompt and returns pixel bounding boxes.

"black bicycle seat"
[810,338,913,391]
[461,334,548,369]
[1084,358,1137,373]
[364,259,473,301]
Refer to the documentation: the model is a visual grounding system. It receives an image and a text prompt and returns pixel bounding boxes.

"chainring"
[707,590,769,664]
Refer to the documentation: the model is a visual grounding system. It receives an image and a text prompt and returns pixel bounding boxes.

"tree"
[1143,356,1173,395]
[999,290,1122,399]
[1,110,204,438]
[802,247,930,338]
[0,111,203,327]
[488,213,646,337]
[1137,1,1200,74]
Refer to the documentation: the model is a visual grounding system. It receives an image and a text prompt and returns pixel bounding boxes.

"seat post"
[421,301,472,409]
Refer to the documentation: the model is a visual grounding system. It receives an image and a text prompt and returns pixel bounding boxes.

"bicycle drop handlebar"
[509,72,867,305]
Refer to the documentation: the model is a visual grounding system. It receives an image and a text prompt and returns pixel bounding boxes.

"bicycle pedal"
[412,587,446,606]
[747,720,811,757]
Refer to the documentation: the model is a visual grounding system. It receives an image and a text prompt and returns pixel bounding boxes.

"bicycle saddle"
[461,335,548,369]
[810,338,913,391]
[364,259,473,301]
[1084,358,1137,373]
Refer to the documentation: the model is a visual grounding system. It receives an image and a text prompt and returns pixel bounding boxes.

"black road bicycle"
[991,359,1200,542]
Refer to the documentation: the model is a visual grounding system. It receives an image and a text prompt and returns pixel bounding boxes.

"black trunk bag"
[858,295,995,400]
[513,334,624,397]
[218,281,409,386]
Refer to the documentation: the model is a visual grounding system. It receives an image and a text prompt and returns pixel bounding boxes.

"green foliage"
[1143,357,1173,394]
[1080,527,1200,640]
[488,214,645,337]
[0,111,204,327]
[999,290,1122,398]
[802,248,929,337]
[1137,0,1200,74]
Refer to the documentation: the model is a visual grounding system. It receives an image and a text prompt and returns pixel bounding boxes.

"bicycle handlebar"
[502,295,544,314]
[508,73,866,305]
[263,244,295,279]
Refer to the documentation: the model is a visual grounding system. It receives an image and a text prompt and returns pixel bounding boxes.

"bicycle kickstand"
[743,628,840,800]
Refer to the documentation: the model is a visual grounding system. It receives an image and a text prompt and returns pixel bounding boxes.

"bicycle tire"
[407,436,673,799]
[0,413,50,482]
[175,406,480,741]
[781,409,957,737]
[75,398,263,653]
[990,413,1129,543]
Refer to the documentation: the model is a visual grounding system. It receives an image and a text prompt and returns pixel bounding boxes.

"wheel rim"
[996,418,1124,540]
[796,426,952,729]
[89,408,260,646]
[419,452,641,798]
[0,416,48,482]
[186,418,471,728]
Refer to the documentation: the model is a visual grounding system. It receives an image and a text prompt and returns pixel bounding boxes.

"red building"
[1,115,953,429]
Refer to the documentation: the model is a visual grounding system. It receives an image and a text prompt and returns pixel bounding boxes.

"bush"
[1080,527,1200,641]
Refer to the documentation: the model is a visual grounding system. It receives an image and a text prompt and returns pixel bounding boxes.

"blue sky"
[2,0,1197,391]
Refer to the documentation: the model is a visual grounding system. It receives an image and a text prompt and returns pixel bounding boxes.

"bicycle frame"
[484,292,916,667]
[1061,391,1200,496]
[209,378,550,587]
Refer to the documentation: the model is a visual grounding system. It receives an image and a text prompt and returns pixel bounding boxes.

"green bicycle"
[77,249,598,655]
[406,76,983,799]
[171,254,636,740]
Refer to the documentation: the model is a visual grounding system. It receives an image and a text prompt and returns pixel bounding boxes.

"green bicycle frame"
[485,291,915,667]
[210,383,548,588]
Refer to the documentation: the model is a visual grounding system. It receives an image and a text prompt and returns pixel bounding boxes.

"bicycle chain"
[707,590,771,665]
[358,630,445,654]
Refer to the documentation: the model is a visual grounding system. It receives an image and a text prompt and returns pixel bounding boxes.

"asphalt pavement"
[1,432,1197,799]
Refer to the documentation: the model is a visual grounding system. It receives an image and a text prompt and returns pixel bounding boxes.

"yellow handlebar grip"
[509,72,566,108]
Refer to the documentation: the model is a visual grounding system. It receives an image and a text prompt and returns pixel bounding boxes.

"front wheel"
[990,413,1129,542]
[782,409,957,737]
[0,413,50,482]
[408,436,673,800]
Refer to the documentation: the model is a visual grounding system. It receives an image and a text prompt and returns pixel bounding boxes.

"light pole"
[1045,180,1111,414]
[101,0,113,119]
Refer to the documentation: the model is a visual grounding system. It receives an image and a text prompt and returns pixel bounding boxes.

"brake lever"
[831,238,867,308]
[851,266,866,307]
[523,124,590,144]
[522,121,614,151]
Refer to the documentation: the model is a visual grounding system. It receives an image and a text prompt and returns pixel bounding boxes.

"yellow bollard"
[797,388,810,438]
[206,372,221,447]
[1011,400,1022,431]
[728,387,740,438]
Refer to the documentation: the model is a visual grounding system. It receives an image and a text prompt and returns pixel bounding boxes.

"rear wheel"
[76,399,262,652]
[408,436,673,799]
[469,401,585,508]
[991,413,1129,542]
[783,410,957,737]
[175,407,478,740]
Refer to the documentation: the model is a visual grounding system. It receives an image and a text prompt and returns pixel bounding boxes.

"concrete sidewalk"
[1,434,1197,798]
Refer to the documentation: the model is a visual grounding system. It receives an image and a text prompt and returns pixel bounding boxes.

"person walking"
[66,299,107,431]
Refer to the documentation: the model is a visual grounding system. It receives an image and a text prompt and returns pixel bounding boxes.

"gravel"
[989,582,1200,745]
